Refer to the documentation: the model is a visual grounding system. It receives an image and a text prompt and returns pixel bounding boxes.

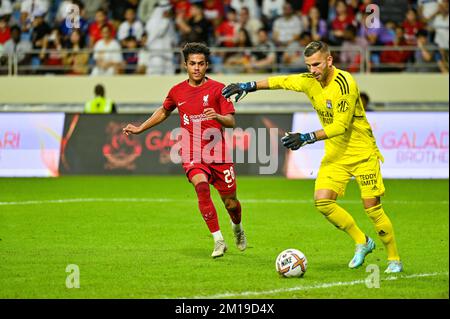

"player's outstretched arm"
[221,79,270,103]
[122,106,172,135]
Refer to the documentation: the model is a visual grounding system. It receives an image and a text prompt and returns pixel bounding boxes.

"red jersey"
[163,78,235,164]
[332,14,355,32]
[216,20,238,47]
[0,27,10,44]
[88,22,116,45]
[171,0,191,19]
[402,20,425,45]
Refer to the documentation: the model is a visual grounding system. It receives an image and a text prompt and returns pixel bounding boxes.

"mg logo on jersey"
[183,114,189,125]
[203,94,209,106]
[337,99,349,113]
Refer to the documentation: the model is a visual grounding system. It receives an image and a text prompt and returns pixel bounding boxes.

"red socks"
[227,199,242,225]
[195,182,220,233]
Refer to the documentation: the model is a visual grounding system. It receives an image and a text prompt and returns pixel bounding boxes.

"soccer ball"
[275,249,308,278]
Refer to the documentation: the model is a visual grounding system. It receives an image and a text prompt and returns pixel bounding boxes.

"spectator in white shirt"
[20,0,49,31]
[2,25,32,73]
[262,0,285,23]
[272,2,302,47]
[432,0,449,67]
[55,0,75,23]
[238,6,263,45]
[137,0,159,24]
[0,0,13,18]
[418,0,441,25]
[144,0,176,75]
[231,0,260,19]
[91,24,123,75]
[117,7,144,46]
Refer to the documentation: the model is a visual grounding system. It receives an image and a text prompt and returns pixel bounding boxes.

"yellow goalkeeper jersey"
[268,67,383,165]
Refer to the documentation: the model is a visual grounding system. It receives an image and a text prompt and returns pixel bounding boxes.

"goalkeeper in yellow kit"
[222,41,402,273]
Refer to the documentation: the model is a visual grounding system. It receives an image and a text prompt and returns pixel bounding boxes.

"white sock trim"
[212,230,223,242]
[231,222,243,233]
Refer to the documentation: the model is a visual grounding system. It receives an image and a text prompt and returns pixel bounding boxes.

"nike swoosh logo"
[178,101,186,106]
[227,184,234,188]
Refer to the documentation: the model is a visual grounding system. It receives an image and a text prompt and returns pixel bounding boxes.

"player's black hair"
[182,42,210,63]
[304,41,330,57]
[95,84,105,97]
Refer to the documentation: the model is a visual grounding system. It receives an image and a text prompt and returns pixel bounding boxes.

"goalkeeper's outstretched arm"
[221,79,271,103]
[254,79,270,90]
[222,76,305,102]
[122,106,172,135]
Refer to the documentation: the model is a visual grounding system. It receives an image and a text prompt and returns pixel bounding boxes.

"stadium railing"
[0,45,446,76]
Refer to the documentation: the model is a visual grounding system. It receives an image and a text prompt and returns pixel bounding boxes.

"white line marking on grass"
[0,198,448,206]
[184,272,449,299]
[0,198,181,206]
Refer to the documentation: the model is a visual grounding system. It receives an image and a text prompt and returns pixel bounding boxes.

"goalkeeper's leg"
[315,164,374,268]
[315,190,367,245]
[356,155,402,272]
[364,198,402,272]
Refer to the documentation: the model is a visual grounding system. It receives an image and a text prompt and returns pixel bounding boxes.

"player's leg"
[314,164,367,245]
[211,163,247,251]
[315,189,372,252]
[220,191,247,251]
[315,163,374,268]
[363,198,402,273]
[189,168,227,258]
[356,156,402,273]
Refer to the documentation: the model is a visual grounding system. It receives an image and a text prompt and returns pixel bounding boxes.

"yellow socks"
[315,199,367,245]
[365,204,400,261]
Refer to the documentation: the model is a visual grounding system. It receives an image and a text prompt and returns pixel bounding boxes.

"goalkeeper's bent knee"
[315,199,338,217]
[315,199,352,231]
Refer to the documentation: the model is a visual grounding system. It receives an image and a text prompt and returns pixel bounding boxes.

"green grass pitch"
[0,176,448,299]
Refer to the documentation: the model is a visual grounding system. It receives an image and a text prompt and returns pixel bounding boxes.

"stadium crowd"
[0,0,448,75]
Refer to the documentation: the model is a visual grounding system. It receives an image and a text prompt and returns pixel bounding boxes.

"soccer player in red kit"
[122,42,246,258]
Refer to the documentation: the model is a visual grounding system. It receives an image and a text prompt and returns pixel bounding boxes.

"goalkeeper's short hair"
[304,41,330,57]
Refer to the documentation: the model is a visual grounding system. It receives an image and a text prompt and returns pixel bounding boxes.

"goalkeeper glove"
[281,132,317,150]
[221,81,257,102]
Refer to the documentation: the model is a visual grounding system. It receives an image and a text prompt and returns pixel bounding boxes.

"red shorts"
[182,162,237,195]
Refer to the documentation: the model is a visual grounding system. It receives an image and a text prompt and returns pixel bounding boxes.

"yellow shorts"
[315,154,385,198]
